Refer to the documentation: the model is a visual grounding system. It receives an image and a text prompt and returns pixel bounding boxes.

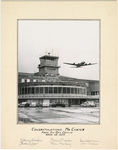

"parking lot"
[18,106,99,124]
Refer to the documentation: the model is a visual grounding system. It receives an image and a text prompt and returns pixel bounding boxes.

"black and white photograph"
[18,20,100,124]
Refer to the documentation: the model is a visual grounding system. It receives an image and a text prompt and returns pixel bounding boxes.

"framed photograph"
[18,19,100,124]
[1,1,117,149]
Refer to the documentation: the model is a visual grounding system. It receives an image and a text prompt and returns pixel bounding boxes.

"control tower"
[38,53,60,76]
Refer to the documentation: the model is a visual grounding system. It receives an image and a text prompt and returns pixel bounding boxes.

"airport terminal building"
[18,54,99,106]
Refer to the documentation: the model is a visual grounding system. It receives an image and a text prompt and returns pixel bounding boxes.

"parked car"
[36,104,43,107]
[30,102,42,107]
[42,102,49,107]
[18,103,22,107]
[30,102,37,107]
[51,103,65,107]
[81,101,96,107]
[18,102,30,107]
[42,100,50,107]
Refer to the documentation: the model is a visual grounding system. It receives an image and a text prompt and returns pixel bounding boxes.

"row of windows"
[40,58,58,61]
[47,68,56,71]
[18,86,86,95]
[19,79,38,83]
[91,91,99,95]
[19,78,56,83]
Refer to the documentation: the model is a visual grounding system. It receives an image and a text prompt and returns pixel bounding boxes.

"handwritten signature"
[20,138,42,146]
[50,138,72,146]
[80,138,99,145]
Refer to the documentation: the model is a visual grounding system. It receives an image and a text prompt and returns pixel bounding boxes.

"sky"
[18,20,99,80]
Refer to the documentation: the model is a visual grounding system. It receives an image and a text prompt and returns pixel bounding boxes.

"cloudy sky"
[18,20,99,80]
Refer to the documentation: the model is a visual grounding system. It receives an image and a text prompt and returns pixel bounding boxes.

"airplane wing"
[70,66,83,68]
[63,62,76,66]
[83,63,97,66]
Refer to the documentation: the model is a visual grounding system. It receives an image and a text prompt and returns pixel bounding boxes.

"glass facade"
[49,87,53,93]
[28,87,31,94]
[75,88,77,94]
[71,88,74,94]
[36,87,39,93]
[58,87,62,93]
[25,87,27,94]
[67,88,70,94]
[63,87,66,93]
[32,87,34,94]
[54,87,57,93]
[19,86,86,95]
[40,87,43,93]
[45,87,48,93]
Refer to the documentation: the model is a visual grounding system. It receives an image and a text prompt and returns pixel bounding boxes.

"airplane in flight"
[63,61,97,68]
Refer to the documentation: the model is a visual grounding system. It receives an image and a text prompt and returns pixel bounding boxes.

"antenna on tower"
[45,49,47,55]
[58,50,59,56]
[51,50,53,56]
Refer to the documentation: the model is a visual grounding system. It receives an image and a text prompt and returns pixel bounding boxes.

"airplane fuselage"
[76,61,85,67]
